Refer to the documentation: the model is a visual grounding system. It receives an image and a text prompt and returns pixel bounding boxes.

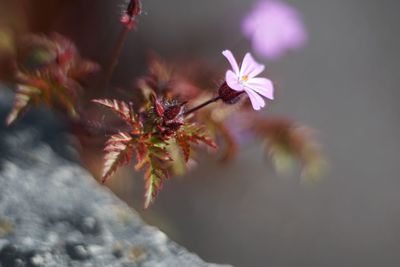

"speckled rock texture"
[0,89,231,267]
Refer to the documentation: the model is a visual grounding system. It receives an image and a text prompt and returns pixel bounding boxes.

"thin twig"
[103,26,131,93]
[183,96,222,116]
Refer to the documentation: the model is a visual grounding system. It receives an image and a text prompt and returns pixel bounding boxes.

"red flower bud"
[164,105,182,120]
[126,0,141,17]
[120,0,142,29]
[218,82,244,104]
[154,99,165,117]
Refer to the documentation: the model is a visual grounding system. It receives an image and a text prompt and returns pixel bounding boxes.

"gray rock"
[0,88,231,267]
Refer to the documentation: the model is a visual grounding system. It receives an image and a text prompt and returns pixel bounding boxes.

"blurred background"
[1,0,400,266]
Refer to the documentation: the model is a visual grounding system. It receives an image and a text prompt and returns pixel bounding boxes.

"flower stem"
[183,96,222,116]
[104,26,131,93]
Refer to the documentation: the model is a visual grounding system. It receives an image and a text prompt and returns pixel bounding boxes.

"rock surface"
[0,89,231,267]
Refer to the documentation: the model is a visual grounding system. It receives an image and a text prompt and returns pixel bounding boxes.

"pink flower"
[242,0,307,60]
[222,50,274,110]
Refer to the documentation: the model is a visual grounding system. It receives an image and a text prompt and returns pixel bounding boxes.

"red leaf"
[93,99,134,125]
[173,123,217,163]
[176,133,191,162]
[154,98,165,117]
[133,138,170,209]
[6,85,41,125]
[6,33,99,125]
[101,132,134,183]
[164,105,182,120]
[144,165,167,209]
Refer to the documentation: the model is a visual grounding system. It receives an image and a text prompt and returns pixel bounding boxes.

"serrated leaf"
[148,146,172,161]
[102,132,134,183]
[251,118,326,180]
[153,97,165,117]
[53,83,79,118]
[134,142,147,170]
[6,85,41,125]
[144,161,168,209]
[133,137,170,209]
[68,61,99,79]
[174,123,217,162]
[6,33,99,125]
[175,132,191,162]
[167,141,187,176]
[93,99,135,125]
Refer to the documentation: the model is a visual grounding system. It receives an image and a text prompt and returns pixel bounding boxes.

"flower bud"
[218,82,244,104]
[120,0,142,29]
[164,105,182,120]
[127,0,141,17]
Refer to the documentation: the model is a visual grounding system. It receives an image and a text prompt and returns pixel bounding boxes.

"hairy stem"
[183,96,222,116]
[104,26,131,93]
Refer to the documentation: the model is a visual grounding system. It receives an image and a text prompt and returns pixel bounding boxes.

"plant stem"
[104,26,131,93]
[183,96,222,116]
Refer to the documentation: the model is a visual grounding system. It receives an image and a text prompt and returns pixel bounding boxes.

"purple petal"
[240,53,265,78]
[245,88,266,110]
[225,70,243,92]
[248,64,265,79]
[222,50,240,75]
[245,77,274,99]
[241,0,308,60]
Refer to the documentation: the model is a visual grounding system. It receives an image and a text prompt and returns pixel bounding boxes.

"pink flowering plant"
[0,0,324,208]
[222,50,274,110]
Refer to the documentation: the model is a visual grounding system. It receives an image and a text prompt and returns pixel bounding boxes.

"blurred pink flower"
[222,50,274,110]
[242,0,307,60]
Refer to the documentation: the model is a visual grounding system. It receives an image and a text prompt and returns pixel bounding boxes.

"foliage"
[0,0,325,209]
[93,94,216,208]
[6,33,99,125]
[250,117,326,181]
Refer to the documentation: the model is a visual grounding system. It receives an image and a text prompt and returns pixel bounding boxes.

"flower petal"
[241,0,307,60]
[222,50,240,75]
[225,70,243,91]
[245,77,274,99]
[245,88,266,110]
[240,52,265,78]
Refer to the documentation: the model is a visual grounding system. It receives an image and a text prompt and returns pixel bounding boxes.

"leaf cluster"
[6,33,99,125]
[94,95,216,208]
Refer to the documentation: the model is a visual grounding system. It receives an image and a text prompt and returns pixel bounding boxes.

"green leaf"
[134,137,170,209]
[144,160,168,209]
